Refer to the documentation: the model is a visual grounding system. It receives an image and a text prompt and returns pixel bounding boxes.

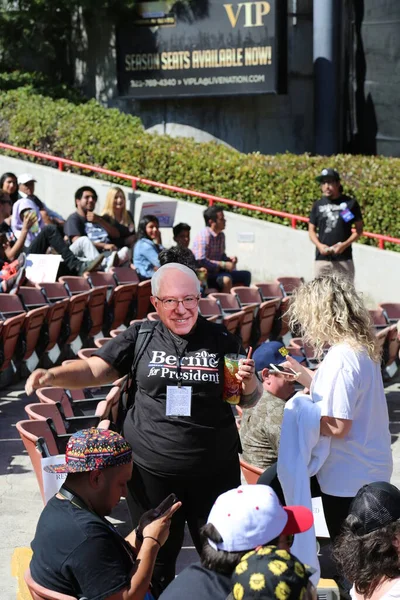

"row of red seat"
[0,266,152,374]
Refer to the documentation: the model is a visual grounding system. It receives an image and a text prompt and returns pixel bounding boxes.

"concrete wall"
[2,154,400,304]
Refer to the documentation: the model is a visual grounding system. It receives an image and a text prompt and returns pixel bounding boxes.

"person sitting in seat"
[240,341,304,471]
[0,172,19,205]
[30,428,181,600]
[0,191,103,276]
[159,484,313,600]
[173,222,207,289]
[17,172,65,226]
[101,186,136,249]
[65,186,130,269]
[192,205,251,293]
[133,215,164,280]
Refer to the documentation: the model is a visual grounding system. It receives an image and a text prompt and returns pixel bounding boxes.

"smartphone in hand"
[152,493,179,518]
[269,363,299,376]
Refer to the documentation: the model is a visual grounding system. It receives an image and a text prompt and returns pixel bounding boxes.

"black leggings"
[258,463,354,542]
[126,460,241,597]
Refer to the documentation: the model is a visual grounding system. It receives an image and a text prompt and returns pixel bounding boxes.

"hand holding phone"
[269,363,300,377]
[136,493,180,541]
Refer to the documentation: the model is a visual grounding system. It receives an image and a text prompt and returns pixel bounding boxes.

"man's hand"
[230,256,238,265]
[22,211,37,232]
[25,369,55,395]
[86,211,98,223]
[331,242,346,255]
[236,358,255,383]
[224,261,235,272]
[318,244,331,256]
[142,501,181,548]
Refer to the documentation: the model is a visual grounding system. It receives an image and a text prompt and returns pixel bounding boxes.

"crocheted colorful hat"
[44,428,132,473]
[231,546,314,600]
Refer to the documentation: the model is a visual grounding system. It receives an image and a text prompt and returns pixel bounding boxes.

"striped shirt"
[192,227,228,273]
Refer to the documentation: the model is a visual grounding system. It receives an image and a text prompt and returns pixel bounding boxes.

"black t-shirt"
[30,496,136,599]
[102,214,133,247]
[95,317,243,476]
[309,194,362,261]
[64,212,86,241]
[159,563,231,600]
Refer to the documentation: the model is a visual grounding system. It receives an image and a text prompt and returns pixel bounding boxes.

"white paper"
[312,496,330,538]
[139,201,177,228]
[166,386,192,416]
[26,254,62,283]
[41,454,67,504]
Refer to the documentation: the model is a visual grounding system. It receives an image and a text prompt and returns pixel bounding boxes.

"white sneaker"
[105,251,119,272]
[117,246,131,266]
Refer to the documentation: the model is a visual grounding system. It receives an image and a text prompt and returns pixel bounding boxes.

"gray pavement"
[1,371,400,599]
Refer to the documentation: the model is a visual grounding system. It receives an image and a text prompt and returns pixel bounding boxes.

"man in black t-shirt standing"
[309,168,363,283]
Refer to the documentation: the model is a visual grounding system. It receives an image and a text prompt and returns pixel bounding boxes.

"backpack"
[117,320,159,431]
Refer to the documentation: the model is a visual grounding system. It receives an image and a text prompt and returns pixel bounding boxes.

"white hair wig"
[151,262,201,296]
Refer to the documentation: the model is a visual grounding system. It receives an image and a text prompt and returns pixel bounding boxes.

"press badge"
[166,386,192,417]
[340,207,354,222]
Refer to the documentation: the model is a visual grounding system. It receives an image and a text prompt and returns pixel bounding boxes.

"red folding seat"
[19,286,69,356]
[136,280,152,319]
[0,314,25,371]
[84,272,137,331]
[37,282,90,346]
[209,293,254,347]
[111,266,140,285]
[255,281,286,300]
[59,276,107,338]
[276,276,304,295]
[0,294,47,363]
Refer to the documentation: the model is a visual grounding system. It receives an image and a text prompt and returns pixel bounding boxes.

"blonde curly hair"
[287,276,381,362]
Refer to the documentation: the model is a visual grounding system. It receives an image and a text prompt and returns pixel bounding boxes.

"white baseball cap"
[206,485,313,552]
[18,173,37,185]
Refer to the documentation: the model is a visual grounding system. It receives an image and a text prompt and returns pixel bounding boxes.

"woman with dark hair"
[333,482,400,600]
[0,172,18,204]
[133,214,164,280]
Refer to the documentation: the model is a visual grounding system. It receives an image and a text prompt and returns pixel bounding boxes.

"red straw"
[247,346,253,360]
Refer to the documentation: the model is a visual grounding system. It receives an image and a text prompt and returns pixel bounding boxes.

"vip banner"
[117,0,287,98]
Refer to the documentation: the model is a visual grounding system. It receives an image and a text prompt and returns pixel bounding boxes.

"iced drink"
[223,353,245,405]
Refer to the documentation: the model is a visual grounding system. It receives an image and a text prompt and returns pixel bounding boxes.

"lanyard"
[168,332,185,388]
[58,485,136,561]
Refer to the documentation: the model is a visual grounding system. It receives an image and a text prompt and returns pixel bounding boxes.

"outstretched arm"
[25,356,120,395]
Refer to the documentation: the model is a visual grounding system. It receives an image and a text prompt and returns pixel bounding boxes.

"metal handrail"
[1,141,399,250]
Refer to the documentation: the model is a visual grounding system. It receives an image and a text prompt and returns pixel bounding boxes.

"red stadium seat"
[25,568,78,600]
[19,287,69,355]
[84,272,137,331]
[0,294,47,362]
[276,277,304,295]
[37,283,90,346]
[59,276,107,338]
[239,457,263,484]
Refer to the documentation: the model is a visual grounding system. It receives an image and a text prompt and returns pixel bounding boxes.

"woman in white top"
[284,275,392,542]
[333,482,400,600]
